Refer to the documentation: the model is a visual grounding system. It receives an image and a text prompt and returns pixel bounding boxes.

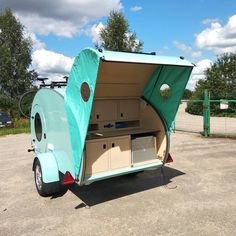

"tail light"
[166,153,173,163]
[63,171,75,185]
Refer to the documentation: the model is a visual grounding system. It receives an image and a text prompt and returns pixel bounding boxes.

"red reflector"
[166,153,173,163]
[63,171,75,185]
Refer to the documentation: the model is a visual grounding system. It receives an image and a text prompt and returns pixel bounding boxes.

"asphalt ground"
[0,132,236,236]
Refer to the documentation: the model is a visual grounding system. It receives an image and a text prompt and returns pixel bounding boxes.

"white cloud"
[130,6,143,12]
[30,33,45,50]
[85,22,104,44]
[2,0,122,37]
[187,59,213,90]
[17,13,79,38]
[24,31,45,50]
[173,41,202,58]
[32,49,74,80]
[201,18,219,25]
[196,14,236,54]
[191,51,202,58]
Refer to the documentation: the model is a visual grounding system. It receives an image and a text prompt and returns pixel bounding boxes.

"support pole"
[203,89,210,136]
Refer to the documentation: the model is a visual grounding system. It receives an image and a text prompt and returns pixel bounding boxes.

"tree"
[186,53,236,116]
[0,8,37,118]
[182,89,193,99]
[99,11,143,52]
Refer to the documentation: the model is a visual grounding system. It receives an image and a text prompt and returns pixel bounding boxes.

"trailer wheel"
[34,159,60,197]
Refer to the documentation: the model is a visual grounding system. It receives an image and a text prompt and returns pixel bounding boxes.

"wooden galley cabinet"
[90,99,140,123]
[85,135,131,175]
[118,99,140,120]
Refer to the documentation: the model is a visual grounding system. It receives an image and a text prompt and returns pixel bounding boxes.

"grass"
[0,118,30,136]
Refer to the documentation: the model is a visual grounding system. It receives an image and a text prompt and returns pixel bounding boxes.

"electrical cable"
[161,167,177,189]
[18,90,37,119]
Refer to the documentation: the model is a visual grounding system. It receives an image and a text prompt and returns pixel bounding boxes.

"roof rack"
[125,51,156,56]
[37,77,48,85]
[98,48,156,56]
[37,76,68,89]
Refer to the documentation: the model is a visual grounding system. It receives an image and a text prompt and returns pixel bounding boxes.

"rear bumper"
[82,160,163,185]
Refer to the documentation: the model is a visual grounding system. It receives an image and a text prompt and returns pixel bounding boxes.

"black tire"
[34,159,60,197]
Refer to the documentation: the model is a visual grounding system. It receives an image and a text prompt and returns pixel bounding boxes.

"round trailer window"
[81,82,90,102]
[160,84,171,99]
[34,113,42,141]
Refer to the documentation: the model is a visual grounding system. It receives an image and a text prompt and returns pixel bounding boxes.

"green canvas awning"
[143,65,193,133]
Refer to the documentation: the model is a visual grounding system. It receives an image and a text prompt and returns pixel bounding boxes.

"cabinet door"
[89,104,95,123]
[94,100,117,121]
[85,140,109,175]
[132,136,157,166]
[119,100,140,120]
[110,136,131,170]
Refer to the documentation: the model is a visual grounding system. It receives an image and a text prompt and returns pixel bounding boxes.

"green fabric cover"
[65,49,100,176]
[143,65,193,133]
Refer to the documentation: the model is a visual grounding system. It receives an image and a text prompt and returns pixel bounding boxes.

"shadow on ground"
[54,166,185,208]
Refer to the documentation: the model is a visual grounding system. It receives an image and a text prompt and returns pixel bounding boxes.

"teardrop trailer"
[30,48,193,197]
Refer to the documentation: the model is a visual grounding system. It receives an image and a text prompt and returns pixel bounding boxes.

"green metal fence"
[174,89,236,137]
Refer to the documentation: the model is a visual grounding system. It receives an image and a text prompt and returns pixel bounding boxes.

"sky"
[1,0,236,90]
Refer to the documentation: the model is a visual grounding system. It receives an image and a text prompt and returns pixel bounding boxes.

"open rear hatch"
[65,49,193,182]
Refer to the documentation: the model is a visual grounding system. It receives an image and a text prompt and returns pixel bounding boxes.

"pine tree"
[99,11,143,52]
[0,8,37,117]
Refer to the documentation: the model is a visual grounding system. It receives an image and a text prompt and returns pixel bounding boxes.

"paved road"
[0,133,236,235]
[175,102,236,135]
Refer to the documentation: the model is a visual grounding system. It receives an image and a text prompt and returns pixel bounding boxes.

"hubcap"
[35,165,42,190]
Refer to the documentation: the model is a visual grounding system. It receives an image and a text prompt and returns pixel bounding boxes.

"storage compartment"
[85,135,131,176]
[132,136,157,166]
[85,139,110,175]
[94,100,117,121]
[89,99,141,134]
[85,97,167,177]
[119,99,140,120]
[100,121,116,131]
[110,136,131,170]
[115,120,140,129]
[88,123,99,132]
[91,99,140,123]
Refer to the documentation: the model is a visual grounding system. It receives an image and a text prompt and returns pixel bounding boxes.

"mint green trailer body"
[31,48,193,196]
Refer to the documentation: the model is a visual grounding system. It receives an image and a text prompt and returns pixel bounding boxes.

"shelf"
[115,120,140,129]
[86,128,159,140]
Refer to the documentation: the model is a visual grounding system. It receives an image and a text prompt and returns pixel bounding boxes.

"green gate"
[175,89,236,137]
